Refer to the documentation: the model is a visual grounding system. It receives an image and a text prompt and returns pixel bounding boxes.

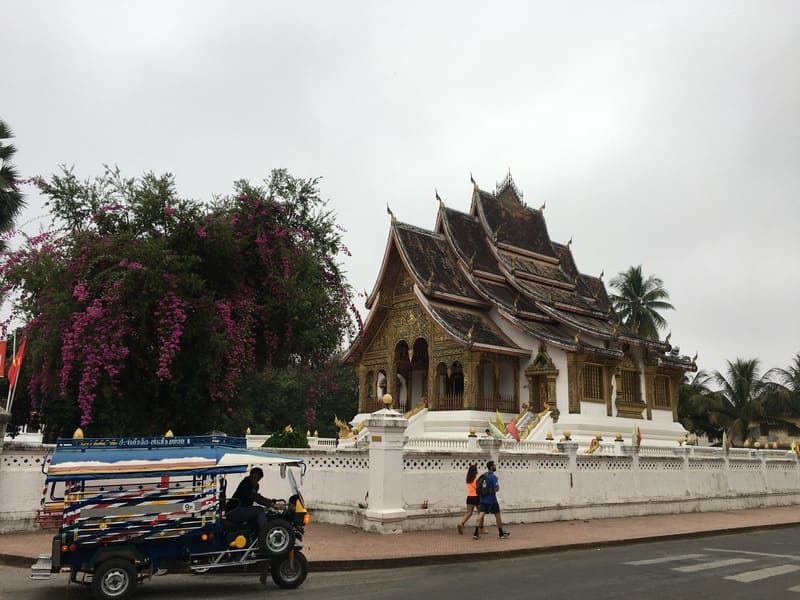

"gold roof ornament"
[73,428,84,440]
[538,201,546,212]
[470,172,477,190]
[467,324,474,341]
[599,268,604,279]
[573,333,581,346]
[386,203,396,223]
[566,236,572,249]
[165,429,174,438]
[435,188,444,208]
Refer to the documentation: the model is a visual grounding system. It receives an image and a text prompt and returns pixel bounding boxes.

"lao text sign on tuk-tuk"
[30,434,310,599]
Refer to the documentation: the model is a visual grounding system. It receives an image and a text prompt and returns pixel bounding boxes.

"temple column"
[669,373,682,422]
[427,355,437,410]
[357,364,367,413]
[462,352,477,410]
[643,362,657,421]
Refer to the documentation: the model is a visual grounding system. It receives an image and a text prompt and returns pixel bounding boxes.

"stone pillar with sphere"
[364,394,408,534]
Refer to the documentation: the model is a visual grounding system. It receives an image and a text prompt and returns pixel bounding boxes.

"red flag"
[507,418,520,442]
[0,340,7,378]
[7,337,27,390]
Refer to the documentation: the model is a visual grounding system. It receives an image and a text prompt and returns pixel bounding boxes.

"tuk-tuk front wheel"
[270,551,308,589]
[92,558,137,600]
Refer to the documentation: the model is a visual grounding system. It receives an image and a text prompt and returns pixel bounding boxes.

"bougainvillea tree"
[1,166,358,437]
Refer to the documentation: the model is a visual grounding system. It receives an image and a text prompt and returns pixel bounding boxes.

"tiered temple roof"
[346,175,693,370]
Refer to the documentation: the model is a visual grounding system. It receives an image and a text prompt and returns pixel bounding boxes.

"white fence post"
[364,405,408,534]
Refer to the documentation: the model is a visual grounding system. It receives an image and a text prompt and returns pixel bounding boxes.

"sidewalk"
[3,505,799,571]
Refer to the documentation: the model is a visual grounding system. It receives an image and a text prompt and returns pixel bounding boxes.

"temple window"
[653,375,670,409]
[620,368,642,404]
[582,363,604,401]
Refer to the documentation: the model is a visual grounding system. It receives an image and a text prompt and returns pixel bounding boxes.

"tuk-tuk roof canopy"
[46,435,304,481]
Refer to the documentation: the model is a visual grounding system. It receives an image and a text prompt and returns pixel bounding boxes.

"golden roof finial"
[435,188,443,208]
[386,203,396,223]
[538,201,546,212]
[599,268,604,279]
[470,172,477,190]
[566,236,573,249]
[467,324,474,340]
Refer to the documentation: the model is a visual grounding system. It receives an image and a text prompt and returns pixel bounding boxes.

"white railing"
[404,438,470,451]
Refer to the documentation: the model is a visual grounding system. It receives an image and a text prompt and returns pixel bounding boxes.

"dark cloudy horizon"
[3,0,799,380]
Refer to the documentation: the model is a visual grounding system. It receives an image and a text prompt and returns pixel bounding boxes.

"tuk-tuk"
[30,434,310,599]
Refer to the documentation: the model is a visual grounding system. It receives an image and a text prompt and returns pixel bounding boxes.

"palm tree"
[0,118,26,244]
[711,358,772,445]
[766,353,800,413]
[609,265,674,339]
[678,370,725,442]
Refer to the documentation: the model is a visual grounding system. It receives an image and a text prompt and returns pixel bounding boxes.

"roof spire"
[599,268,604,279]
[566,236,573,249]
[435,188,444,209]
[538,200,546,212]
[470,172,477,189]
[386,203,396,223]
[691,351,698,363]
[665,331,671,344]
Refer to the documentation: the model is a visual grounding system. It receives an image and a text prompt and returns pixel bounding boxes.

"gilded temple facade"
[343,174,695,439]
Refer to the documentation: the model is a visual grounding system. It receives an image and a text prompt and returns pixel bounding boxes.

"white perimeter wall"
[4,442,800,534]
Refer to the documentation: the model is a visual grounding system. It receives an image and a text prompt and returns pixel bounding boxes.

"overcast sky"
[3,1,799,381]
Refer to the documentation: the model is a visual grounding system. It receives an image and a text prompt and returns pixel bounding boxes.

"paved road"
[6,527,800,600]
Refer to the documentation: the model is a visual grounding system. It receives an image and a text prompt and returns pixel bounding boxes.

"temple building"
[342,174,696,443]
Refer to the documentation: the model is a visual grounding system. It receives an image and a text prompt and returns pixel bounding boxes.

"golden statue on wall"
[334,415,355,439]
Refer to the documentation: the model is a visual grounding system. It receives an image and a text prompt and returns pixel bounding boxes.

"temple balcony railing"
[476,393,515,413]
[436,393,464,410]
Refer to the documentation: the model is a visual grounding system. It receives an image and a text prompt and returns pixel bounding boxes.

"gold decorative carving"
[334,416,354,439]
[404,396,428,419]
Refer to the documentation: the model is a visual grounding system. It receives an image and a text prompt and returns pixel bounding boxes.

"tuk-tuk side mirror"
[280,464,287,479]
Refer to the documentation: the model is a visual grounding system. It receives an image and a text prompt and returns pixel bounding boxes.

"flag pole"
[4,332,15,413]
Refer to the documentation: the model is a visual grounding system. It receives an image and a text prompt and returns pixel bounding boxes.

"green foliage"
[0,118,26,244]
[2,166,357,437]
[609,265,674,340]
[262,428,309,449]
